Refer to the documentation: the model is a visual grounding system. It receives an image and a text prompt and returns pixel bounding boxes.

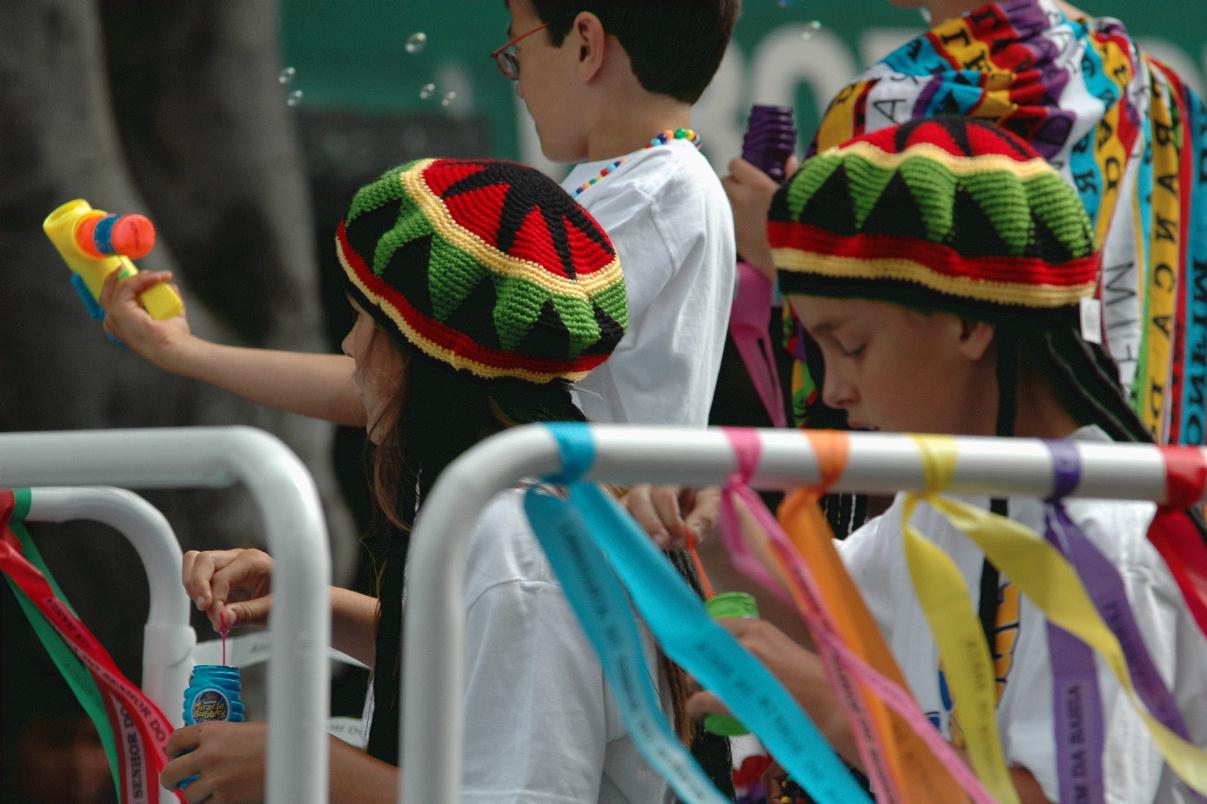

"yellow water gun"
[43,199,183,321]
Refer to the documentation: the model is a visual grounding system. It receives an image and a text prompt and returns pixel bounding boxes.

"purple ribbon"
[1043,439,1107,804]
[1044,440,1204,804]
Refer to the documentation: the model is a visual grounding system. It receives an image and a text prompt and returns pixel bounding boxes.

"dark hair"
[530,0,740,103]
[362,336,731,790]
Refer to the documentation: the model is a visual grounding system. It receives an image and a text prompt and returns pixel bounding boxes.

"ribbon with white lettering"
[0,490,178,803]
[913,437,1207,796]
[1041,443,1107,804]
[528,423,870,803]
[718,428,996,804]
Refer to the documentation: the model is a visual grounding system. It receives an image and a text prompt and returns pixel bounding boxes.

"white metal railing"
[401,424,1203,803]
[0,427,330,804]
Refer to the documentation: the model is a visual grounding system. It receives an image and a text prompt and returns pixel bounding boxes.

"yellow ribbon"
[902,436,1020,804]
[911,436,1207,795]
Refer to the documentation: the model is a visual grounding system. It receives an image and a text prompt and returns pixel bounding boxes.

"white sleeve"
[837,511,899,644]
[582,185,676,324]
[461,578,608,804]
[1095,561,1176,804]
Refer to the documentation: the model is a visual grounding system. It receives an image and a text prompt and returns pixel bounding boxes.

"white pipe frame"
[0,427,330,804]
[402,424,1204,804]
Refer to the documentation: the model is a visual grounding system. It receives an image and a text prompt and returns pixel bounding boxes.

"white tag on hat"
[1080,297,1103,344]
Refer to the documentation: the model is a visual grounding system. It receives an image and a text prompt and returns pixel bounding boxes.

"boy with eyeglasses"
[494,0,739,427]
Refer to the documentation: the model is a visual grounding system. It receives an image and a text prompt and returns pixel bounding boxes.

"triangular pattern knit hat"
[337,158,628,383]
[769,117,1100,318]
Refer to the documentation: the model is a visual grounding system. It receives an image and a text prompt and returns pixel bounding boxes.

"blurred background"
[2,1,1204,800]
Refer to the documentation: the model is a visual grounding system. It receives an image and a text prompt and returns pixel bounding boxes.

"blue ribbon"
[1179,92,1207,446]
[527,423,870,804]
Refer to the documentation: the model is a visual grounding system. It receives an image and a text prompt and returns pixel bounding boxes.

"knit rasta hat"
[336,158,628,383]
[769,117,1099,319]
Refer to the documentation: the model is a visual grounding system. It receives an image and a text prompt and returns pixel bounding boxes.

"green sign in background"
[281,1,1207,170]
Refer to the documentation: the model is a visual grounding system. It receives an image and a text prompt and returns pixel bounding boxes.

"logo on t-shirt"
[927,582,1021,741]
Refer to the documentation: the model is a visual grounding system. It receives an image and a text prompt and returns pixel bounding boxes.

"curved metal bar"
[0,427,330,804]
[402,424,1201,803]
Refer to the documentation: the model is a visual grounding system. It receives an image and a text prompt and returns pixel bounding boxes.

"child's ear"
[572,11,607,81]
[957,317,996,361]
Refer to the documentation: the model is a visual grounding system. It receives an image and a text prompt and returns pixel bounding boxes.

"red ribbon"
[1148,448,1207,638]
[0,492,180,803]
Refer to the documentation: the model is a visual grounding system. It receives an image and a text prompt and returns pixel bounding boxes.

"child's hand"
[621,485,720,550]
[160,720,267,802]
[722,156,799,280]
[686,618,850,750]
[182,548,273,633]
[99,269,192,366]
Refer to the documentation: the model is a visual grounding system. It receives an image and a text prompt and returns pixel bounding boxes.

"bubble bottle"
[703,591,759,736]
[177,664,244,788]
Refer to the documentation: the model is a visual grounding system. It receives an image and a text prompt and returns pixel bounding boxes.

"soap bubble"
[278,66,296,85]
[801,20,823,41]
[286,90,304,107]
[440,91,457,107]
[406,32,427,54]
[419,83,436,100]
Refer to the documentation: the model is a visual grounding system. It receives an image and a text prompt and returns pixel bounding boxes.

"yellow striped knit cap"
[337,159,628,383]
[769,117,1100,318]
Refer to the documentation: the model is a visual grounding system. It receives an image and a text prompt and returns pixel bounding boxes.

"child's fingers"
[686,690,730,719]
[207,551,270,613]
[182,549,240,611]
[650,485,687,545]
[102,269,173,310]
[221,595,272,630]
[685,486,721,541]
[621,484,674,548]
[727,156,776,187]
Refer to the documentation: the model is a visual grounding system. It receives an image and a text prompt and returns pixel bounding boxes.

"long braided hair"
[361,335,733,795]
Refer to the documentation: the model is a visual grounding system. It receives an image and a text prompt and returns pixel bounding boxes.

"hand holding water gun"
[43,199,182,321]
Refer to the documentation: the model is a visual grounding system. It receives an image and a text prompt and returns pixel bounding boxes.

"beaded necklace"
[571,128,702,198]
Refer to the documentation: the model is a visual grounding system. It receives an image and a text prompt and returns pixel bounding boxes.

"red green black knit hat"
[769,117,1100,318]
[336,158,628,383]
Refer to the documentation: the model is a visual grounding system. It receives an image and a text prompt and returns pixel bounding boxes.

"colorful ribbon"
[1146,446,1207,640]
[527,423,871,803]
[718,428,995,804]
[524,490,727,804]
[1041,443,1107,804]
[901,438,1021,804]
[1,489,180,804]
[910,437,1207,796]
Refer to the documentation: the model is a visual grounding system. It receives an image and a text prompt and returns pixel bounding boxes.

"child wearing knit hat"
[101,1,739,431]
[156,158,677,803]
[687,118,1207,802]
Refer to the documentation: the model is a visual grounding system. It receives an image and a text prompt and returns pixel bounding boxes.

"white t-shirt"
[562,139,736,426]
[837,430,1207,802]
[460,489,673,803]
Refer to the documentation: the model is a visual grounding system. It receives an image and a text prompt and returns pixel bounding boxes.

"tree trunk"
[0,0,353,690]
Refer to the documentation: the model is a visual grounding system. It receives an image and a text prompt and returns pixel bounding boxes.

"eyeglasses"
[490,22,550,81]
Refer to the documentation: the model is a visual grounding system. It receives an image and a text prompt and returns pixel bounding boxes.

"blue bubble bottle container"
[178,664,244,789]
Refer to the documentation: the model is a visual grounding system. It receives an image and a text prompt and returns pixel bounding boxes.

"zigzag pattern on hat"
[338,159,628,382]
[770,118,1100,314]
